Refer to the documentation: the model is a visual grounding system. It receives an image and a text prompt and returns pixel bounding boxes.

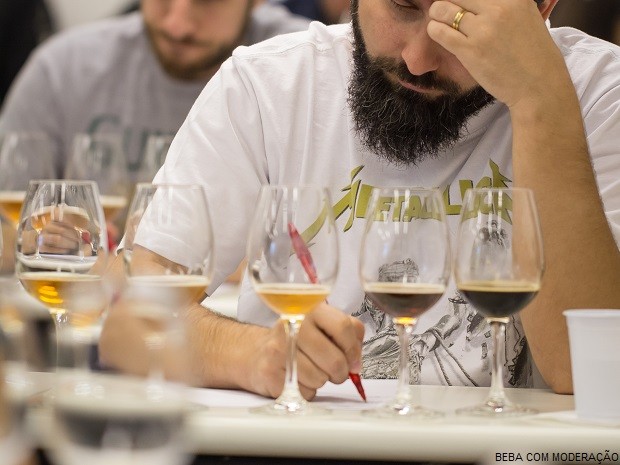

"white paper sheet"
[187,379,397,411]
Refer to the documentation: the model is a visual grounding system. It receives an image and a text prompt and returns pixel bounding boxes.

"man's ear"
[537,0,560,21]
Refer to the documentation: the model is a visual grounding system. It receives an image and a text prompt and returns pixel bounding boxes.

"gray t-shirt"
[0,4,311,180]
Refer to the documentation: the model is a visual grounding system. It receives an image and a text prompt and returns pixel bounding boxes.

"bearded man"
[100,0,620,398]
[0,0,310,179]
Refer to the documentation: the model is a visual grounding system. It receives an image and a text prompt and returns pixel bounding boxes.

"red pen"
[288,222,367,402]
[288,222,318,284]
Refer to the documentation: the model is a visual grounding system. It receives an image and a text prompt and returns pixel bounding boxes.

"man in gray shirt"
[0,0,310,179]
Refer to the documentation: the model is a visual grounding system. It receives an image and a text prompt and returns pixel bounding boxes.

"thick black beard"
[347,1,495,165]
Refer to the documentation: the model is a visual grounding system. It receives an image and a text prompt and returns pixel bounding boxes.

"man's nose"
[162,0,197,40]
[400,28,443,76]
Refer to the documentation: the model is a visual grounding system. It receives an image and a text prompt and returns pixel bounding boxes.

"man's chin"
[160,62,208,81]
[150,41,221,80]
[153,51,223,81]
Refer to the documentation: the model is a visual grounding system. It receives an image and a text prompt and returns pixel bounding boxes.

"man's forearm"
[184,303,269,390]
[510,77,620,393]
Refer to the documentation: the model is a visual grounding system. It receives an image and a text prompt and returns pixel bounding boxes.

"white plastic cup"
[564,309,620,421]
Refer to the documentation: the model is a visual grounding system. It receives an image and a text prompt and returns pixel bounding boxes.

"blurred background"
[43,0,620,40]
[47,0,132,29]
[2,0,619,109]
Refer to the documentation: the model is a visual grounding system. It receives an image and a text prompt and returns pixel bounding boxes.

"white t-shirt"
[154,23,620,387]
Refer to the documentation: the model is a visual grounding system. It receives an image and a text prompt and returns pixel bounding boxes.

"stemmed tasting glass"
[246,185,339,415]
[0,357,34,465]
[0,265,29,428]
[65,133,130,226]
[2,197,52,440]
[359,187,451,418]
[0,132,56,226]
[123,183,214,381]
[51,287,190,465]
[14,180,109,370]
[136,134,174,183]
[455,188,544,416]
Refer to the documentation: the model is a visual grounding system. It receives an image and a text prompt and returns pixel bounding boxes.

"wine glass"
[14,180,109,370]
[123,183,214,379]
[136,134,174,183]
[0,132,56,226]
[0,357,33,465]
[359,187,451,418]
[246,185,339,415]
[65,133,130,225]
[454,187,544,417]
[0,275,54,460]
[0,275,29,408]
[51,291,190,465]
[2,206,53,434]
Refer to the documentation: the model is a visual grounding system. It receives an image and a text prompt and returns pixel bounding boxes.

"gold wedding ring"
[451,8,467,32]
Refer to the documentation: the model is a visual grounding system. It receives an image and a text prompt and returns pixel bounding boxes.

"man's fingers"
[297,351,327,399]
[429,1,475,35]
[43,220,81,235]
[298,384,318,401]
[36,221,84,253]
[309,304,364,370]
[39,231,79,251]
[298,321,349,384]
[253,322,288,398]
[247,305,365,401]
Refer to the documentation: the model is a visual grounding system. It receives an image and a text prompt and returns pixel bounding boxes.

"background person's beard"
[146,2,252,81]
[150,35,239,81]
[347,4,495,166]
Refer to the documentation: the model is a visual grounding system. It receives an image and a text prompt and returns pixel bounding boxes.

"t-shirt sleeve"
[581,75,620,249]
[150,55,269,293]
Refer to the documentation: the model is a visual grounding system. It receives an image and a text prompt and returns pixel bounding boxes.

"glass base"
[456,400,537,417]
[251,397,330,416]
[364,400,443,419]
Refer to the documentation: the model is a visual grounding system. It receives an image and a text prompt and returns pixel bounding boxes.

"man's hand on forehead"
[427,0,566,107]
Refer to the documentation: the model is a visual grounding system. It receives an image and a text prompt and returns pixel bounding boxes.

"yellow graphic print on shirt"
[308,161,529,387]
[300,159,512,241]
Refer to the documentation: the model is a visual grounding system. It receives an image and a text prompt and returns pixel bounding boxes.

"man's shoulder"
[551,27,620,73]
[235,22,352,61]
[34,12,145,59]
[551,27,620,106]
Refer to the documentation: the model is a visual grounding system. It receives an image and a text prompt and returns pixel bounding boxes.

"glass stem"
[144,332,167,401]
[278,317,304,406]
[145,332,166,383]
[394,321,415,406]
[71,330,92,374]
[53,311,70,370]
[486,318,509,409]
[54,310,69,329]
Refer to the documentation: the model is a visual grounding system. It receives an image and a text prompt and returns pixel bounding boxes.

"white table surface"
[190,287,620,462]
[181,380,620,463]
[180,286,620,461]
[25,376,620,463]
